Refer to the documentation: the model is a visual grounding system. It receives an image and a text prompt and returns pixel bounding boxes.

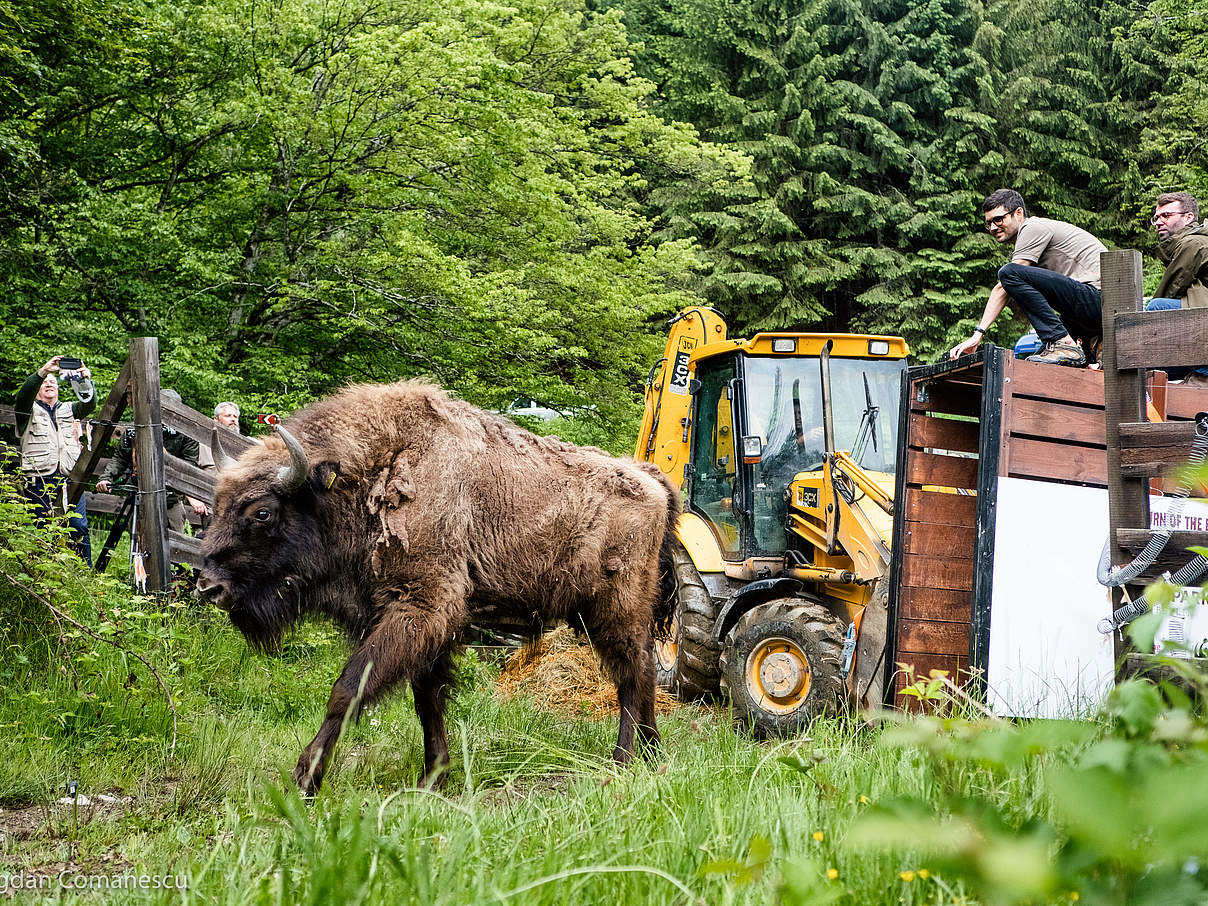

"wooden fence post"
[1100,249,1147,661]
[129,337,170,594]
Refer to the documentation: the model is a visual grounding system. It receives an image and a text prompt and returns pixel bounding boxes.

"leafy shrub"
[0,477,178,801]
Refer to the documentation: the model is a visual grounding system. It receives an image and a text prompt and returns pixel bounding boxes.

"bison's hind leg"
[586,602,660,764]
[412,649,456,787]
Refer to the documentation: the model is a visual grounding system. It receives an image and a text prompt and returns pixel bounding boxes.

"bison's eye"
[254,507,273,523]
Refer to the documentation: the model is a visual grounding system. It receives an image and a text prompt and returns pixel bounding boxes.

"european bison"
[197,380,677,794]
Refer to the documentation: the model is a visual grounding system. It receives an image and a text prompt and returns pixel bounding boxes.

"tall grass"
[5,483,1208,904]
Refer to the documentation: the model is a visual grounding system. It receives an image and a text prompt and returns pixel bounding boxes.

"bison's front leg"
[294,610,455,796]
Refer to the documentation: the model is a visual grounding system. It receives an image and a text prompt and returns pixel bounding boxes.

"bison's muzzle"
[195,574,231,610]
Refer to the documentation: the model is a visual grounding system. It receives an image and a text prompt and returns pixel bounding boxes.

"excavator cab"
[688,350,903,562]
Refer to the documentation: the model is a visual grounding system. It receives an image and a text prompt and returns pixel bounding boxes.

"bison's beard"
[225,578,304,653]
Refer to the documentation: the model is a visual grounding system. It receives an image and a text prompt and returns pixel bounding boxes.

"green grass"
[5,496,1208,905]
[0,600,1015,906]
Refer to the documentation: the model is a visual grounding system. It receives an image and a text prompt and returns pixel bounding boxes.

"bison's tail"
[653,473,681,639]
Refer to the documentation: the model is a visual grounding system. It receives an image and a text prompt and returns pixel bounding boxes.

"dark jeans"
[998,262,1103,345]
[24,473,92,567]
[1146,298,1208,378]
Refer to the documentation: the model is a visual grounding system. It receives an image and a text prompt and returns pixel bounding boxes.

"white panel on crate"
[986,477,1115,719]
[1148,496,1208,658]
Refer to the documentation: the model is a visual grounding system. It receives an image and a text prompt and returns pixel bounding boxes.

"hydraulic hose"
[1097,412,1208,633]
[1098,553,1208,634]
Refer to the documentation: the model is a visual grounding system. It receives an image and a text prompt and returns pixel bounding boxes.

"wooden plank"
[1119,420,1199,450]
[1004,436,1108,486]
[83,492,127,515]
[1115,308,1208,370]
[168,530,204,569]
[160,395,254,458]
[902,555,974,591]
[895,618,971,655]
[1119,462,1207,481]
[84,492,200,525]
[909,377,984,418]
[67,358,131,504]
[1165,384,1208,420]
[1114,540,1208,582]
[129,337,170,594]
[1150,370,1168,420]
[902,522,976,559]
[1118,418,1208,478]
[903,487,977,526]
[1005,356,1107,407]
[905,451,979,490]
[999,355,1017,481]
[1008,396,1106,446]
[908,411,980,454]
[1119,528,1208,553]
[164,454,217,502]
[897,585,973,622]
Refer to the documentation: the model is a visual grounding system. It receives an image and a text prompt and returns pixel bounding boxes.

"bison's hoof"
[292,763,322,799]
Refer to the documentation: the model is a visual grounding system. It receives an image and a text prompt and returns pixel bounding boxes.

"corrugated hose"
[1097,411,1208,634]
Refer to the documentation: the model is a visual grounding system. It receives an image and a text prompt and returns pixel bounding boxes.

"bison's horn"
[210,426,238,472]
[275,424,310,491]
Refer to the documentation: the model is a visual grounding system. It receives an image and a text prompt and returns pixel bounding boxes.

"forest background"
[2,0,1205,450]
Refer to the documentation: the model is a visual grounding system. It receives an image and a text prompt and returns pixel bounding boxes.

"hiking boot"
[1027,340,1087,367]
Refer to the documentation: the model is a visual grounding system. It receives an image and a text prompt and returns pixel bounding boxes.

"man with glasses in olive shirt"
[951,189,1107,367]
[1146,190,1208,385]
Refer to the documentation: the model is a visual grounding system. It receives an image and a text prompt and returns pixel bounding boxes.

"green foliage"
[611,0,1184,359]
[0,478,179,800]
[848,666,1208,905]
[0,0,736,451]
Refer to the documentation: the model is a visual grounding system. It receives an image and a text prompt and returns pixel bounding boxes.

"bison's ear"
[312,461,341,492]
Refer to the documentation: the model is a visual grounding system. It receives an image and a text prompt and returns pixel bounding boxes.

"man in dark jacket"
[1147,191,1208,385]
[95,389,209,531]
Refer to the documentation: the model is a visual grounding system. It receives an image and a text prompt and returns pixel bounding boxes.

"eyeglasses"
[1151,209,1189,225]
[984,212,1013,230]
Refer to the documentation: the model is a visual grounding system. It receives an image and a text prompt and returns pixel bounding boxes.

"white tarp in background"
[986,481,1208,719]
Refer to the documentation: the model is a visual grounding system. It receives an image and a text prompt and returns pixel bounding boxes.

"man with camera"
[15,356,97,565]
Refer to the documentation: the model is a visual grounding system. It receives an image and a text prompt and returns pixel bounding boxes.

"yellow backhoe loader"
[636,307,909,734]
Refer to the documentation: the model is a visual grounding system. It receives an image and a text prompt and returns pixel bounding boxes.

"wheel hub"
[746,637,811,713]
[655,616,679,673]
[655,636,678,672]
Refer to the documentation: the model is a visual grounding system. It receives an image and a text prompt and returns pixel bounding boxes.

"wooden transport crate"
[887,316,1208,714]
[886,345,1120,709]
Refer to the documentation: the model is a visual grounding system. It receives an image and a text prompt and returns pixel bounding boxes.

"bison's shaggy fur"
[199,380,678,794]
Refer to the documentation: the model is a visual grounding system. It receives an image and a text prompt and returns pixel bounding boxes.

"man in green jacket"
[1148,191,1208,385]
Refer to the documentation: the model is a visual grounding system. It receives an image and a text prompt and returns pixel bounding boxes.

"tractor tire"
[719,597,846,737]
[654,543,722,700]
